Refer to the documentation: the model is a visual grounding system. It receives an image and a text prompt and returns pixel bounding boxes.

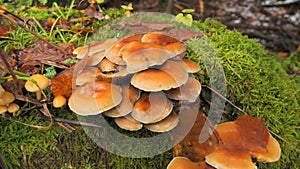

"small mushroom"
[0,105,7,116]
[131,60,188,92]
[145,111,179,132]
[75,67,99,86]
[98,58,118,73]
[68,81,122,116]
[53,95,67,108]
[24,74,49,100]
[141,32,179,45]
[165,77,201,102]
[205,148,257,169]
[0,91,15,106]
[7,103,19,117]
[176,59,200,73]
[131,92,173,124]
[114,115,143,131]
[167,156,205,169]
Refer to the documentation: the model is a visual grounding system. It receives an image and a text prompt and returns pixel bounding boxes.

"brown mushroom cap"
[205,148,257,169]
[176,59,201,73]
[105,34,142,65]
[96,66,131,84]
[75,67,99,86]
[167,156,204,169]
[85,50,106,66]
[24,74,49,92]
[0,84,4,97]
[98,58,118,73]
[7,103,19,114]
[53,95,67,108]
[165,77,201,102]
[131,60,188,92]
[103,84,140,118]
[0,105,7,114]
[68,81,122,116]
[0,91,15,106]
[114,115,143,131]
[251,135,281,162]
[119,41,173,73]
[141,32,179,45]
[131,92,173,124]
[76,39,117,59]
[145,111,179,132]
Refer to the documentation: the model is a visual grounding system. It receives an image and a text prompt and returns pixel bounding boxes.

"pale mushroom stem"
[36,91,42,101]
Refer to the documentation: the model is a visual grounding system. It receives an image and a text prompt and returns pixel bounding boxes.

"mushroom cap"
[0,105,7,114]
[68,81,122,116]
[105,34,142,65]
[131,60,188,92]
[76,39,117,59]
[0,84,4,97]
[131,92,173,124]
[103,84,140,118]
[0,91,15,105]
[250,135,281,162]
[85,50,106,66]
[98,58,118,73]
[141,32,179,45]
[119,41,173,73]
[145,111,179,132]
[205,148,257,169]
[96,66,131,84]
[167,156,205,169]
[7,103,19,114]
[75,67,99,86]
[165,77,201,102]
[114,115,143,131]
[176,59,201,73]
[53,95,67,108]
[25,74,49,92]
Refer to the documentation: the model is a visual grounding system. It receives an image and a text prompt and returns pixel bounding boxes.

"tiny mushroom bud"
[0,91,15,106]
[53,95,67,108]
[24,74,49,100]
[7,103,19,117]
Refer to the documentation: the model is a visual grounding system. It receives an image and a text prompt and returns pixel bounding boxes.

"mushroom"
[131,60,188,92]
[75,67,99,86]
[144,111,179,132]
[98,58,118,73]
[141,32,179,45]
[7,103,19,117]
[165,77,201,102]
[68,81,122,116]
[131,92,173,124]
[167,156,205,169]
[205,148,257,169]
[176,59,200,73]
[103,84,140,118]
[0,105,7,116]
[105,34,143,65]
[75,38,117,59]
[24,74,49,100]
[114,115,143,131]
[53,95,67,108]
[0,91,15,106]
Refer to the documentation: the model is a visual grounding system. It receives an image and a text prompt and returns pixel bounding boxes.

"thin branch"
[0,49,23,95]
[0,7,67,54]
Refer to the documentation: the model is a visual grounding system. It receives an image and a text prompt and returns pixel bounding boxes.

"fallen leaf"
[51,67,74,98]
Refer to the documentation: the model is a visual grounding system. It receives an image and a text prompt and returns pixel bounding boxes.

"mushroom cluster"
[0,84,19,116]
[69,32,201,132]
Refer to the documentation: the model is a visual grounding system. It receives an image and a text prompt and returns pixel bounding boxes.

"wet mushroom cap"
[0,105,7,114]
[76,39,117,59]
[68,81,122,116]
[177,59,201,73]
[105,34,142,65]
[131,60,188,92]
[205,148,257,169]
[145,111,179,132]
[98,58,118,73]
[165,77,201,102]
[167,156,204,169]
[0,85,4,97]
[75,67,99,86]
[141,32,179,45]
[131,92,173,124]
[0,91,15,106]
[114,115,143,131]
[7,103,19,114]
[24,74,49,92]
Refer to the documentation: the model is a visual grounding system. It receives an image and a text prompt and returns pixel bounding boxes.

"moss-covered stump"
[0,13,299,169]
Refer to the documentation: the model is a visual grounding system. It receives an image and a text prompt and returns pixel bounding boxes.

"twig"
[0,7,67,54]
[21,146,30,169]
[0,49,23,95]
[15,94,43,106]
[0,153,8,169]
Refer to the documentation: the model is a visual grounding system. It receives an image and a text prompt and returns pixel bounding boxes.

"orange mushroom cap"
[167,156,205,169]
[114,115,143,131]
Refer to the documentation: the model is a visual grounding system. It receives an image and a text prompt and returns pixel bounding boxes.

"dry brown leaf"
[51,68,74,98]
